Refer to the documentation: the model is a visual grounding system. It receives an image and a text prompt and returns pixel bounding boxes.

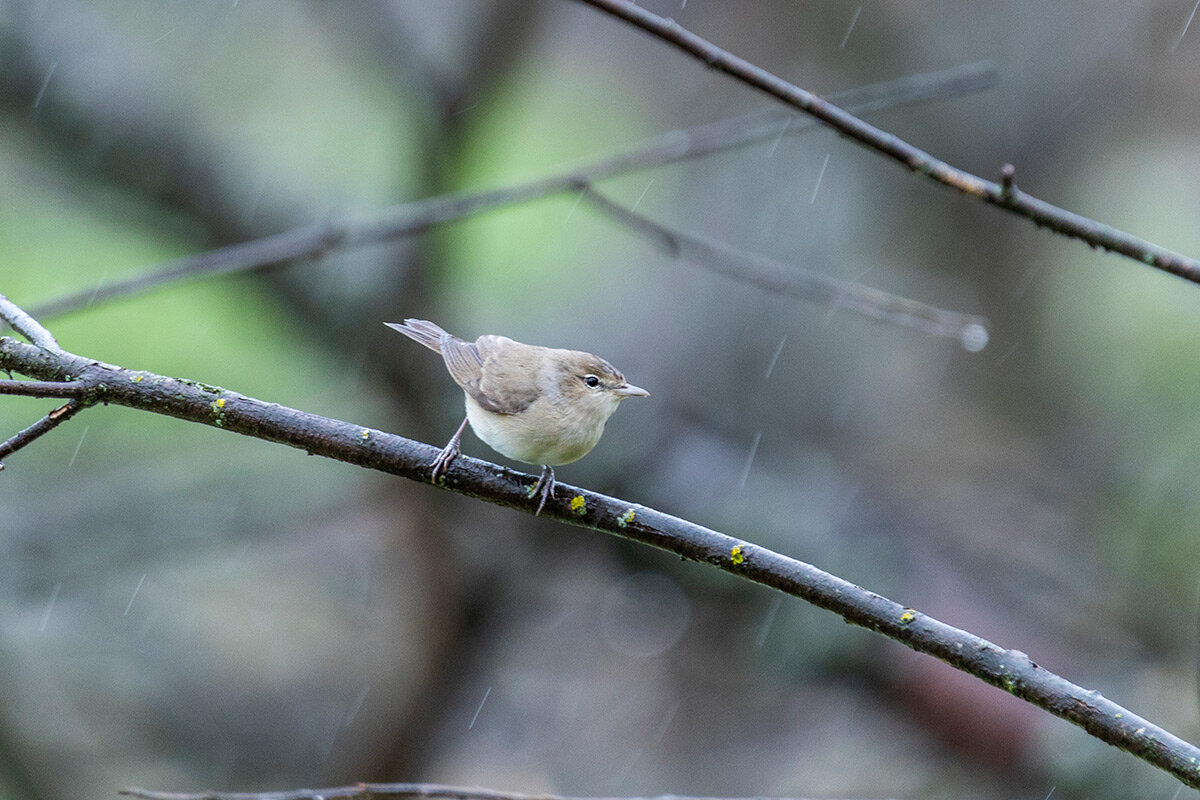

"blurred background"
[2,1,1200,798]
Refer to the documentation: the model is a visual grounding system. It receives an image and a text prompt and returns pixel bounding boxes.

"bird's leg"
[532,464,555,515]
[430,416,469,482]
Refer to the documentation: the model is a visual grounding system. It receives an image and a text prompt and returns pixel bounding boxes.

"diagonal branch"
[575,0,1200,286]
[119,784,874,800]
[0,293,60,350]
[29,62,997,322]
[29,226,345,321]
[0,399,86,470]
[0,296,1198,788]
[578,184,989,350]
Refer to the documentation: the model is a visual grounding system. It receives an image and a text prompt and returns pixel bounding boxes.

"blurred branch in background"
[1,290,1199,789]
[577,184,989,349]
[26,63,997,331]
[120,783,881,800]
[576,0,1200,286]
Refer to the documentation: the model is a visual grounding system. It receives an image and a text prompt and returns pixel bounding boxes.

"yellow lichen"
[210,397,227,427]
[730,545,745,565]
[899,610,916,624]
[570,495,586,515]
[618,508,636,527]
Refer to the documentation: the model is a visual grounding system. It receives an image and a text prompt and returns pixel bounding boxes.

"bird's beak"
[615,383,649,398]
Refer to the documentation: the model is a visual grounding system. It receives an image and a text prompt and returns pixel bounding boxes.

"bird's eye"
[582,374,601,388]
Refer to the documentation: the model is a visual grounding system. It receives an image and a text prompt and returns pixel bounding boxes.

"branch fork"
[0,294,107,468]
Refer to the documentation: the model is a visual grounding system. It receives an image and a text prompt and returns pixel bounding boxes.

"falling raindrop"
[1171,0,1200,52]
[32,62,57,111]
[766,117,791,159]
[738,431,763,490]
[754,593,784,648]
[631,178,655,212]
[123,573,147,617]
[810,152,831,204]
[840,6,863,50]
[763,333,788,379]
[343,684,370,727]
[564,187,586,223]
[68,425,89,467]
[468,685,492,729]
[40,582,61,632]
[86,274,107,308]
[650,699,680,743]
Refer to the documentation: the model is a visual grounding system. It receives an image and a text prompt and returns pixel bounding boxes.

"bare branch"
[0,333,1197,787]
[0,379,95,398]
[119,784,867,800]
[0,294,99,468]
[30,226,345,321]
[0,399,85,470]
[579,185,989,350]
[0,293,60,350]
[30,62,997,321]
[575,0,1200,286]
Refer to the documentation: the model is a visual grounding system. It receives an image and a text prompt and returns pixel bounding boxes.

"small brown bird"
[386,319,649,513]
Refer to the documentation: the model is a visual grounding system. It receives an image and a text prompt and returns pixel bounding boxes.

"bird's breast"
[464,394,608,466]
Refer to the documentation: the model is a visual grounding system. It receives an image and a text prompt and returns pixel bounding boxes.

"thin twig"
[29,62,997,321]
[0,293,60,350]
[578,185,989,349]
[574,0,1200,285]
[0,399,86,470]
[119,786,860,800]
[0,329,1197,788]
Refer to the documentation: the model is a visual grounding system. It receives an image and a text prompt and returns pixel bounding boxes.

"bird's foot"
[430,417,469,483]
[532,465,555,515]
[430,439,460,482]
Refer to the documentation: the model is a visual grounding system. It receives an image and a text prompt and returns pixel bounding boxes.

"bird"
[386,318,648,514]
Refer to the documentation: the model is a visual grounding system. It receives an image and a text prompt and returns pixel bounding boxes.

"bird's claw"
[532,465,555,515]
[430,417,469,483]
[429,439,460,482]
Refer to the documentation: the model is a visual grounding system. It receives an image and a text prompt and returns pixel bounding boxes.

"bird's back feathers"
[387,319,542,415]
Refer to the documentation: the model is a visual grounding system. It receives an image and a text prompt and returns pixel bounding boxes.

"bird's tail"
[384,319,451,353]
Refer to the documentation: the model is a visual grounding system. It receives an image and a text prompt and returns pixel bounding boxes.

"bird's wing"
[439,335,485,392]
[472,336,541,415]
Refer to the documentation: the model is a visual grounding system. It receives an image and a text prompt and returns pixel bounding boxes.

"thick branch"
[30,62,997,322]
[0,330,1198,787]
[575,0,1200,286]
